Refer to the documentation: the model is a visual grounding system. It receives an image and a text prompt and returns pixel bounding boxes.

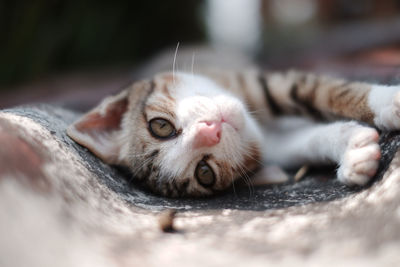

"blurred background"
[0,0,399,109]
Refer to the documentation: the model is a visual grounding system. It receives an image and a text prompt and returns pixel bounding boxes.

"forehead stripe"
[145,104,176,119]
[141,80,156,121]
[162,83,175,101]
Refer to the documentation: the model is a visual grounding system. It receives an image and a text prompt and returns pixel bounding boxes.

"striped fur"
[68,69,400,197]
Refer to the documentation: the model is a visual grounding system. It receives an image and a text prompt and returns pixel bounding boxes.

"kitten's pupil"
[148,118,176,139]
[195,160,215,187]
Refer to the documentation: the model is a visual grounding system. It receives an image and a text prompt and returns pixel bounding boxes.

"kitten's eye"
[195,160,215,187]
[149,118,176,139]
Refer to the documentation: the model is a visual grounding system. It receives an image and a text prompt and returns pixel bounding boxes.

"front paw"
[337,128,381,186]
[370,86,400,130]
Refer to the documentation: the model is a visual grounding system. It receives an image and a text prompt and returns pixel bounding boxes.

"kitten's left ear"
[67,90,130,164]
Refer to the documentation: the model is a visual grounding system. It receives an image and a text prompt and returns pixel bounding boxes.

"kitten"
[67,69,400,197]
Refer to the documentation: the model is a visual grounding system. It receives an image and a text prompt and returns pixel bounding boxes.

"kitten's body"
[68,66,400,197]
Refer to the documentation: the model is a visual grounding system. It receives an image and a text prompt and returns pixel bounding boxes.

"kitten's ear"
[67,90,130,164]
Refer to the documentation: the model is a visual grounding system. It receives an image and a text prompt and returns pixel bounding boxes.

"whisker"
[131,151,153,158]
[237,163,254,198]
[233,146,256,198]
[226,145,254,198]
[220,145,238,198]
[191,52,196,78]
[130,157,153,178]
[241,144,265,167]
[231,174,238,197]
[129,150,159,180]
[172,42,180,85]
[244,152,265,167]
[237,166,251,196]
[247,109,264,115]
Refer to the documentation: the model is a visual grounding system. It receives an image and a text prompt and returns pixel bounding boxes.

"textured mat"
[1,104,400,267]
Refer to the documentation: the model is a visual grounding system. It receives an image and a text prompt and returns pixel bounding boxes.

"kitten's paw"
[370,86,400,130]
[337,128,381,186]
[251,165,289,185]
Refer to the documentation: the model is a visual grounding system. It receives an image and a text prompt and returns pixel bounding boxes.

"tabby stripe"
[258,74,283,116]
[162,84,175,102]
[163,180,173,197]
[289,83,324,120]
[147,172,158,192]
[329,82,352,106]
[141,80,156,121]
[146,104,176,119]
[179,179,190,194]
[171,180,180,197]
[147,149,159,159]
[140,149,159,185]
[140,162,153,185]
[168,180,177,197]
[353,93,366,107]
[237,72,249,99]
[336,87,351,99]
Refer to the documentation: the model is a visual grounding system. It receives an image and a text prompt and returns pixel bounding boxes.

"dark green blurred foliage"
[0,0,205,86]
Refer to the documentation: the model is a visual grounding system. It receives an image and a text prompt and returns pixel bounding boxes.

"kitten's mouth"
[222,119,239,132]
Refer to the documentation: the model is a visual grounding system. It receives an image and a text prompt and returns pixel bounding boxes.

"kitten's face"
[120,73,263,196]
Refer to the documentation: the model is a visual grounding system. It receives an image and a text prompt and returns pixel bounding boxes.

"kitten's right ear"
[67,90,130,164]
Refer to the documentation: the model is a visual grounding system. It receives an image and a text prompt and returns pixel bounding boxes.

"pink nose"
[193,121,222,148]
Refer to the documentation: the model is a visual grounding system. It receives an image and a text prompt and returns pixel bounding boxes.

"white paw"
[370,86,400,130]
[337,128,381,186]
[251,165,289,185]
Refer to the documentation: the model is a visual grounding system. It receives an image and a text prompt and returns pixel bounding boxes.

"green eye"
[149,118,176,139]
[195,160,215,187]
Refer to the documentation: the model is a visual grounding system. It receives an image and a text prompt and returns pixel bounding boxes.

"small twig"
[294,165,309,182]
[158,209,177,233]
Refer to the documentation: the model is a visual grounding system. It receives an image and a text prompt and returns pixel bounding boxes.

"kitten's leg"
[256,70,400,130]
[263,119,381,186]
[368,85,400,130]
